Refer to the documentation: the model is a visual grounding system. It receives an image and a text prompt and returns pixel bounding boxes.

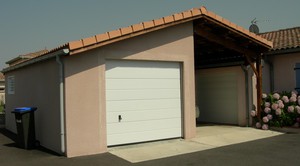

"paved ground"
[1,126,300,166]
[110,125,283,162]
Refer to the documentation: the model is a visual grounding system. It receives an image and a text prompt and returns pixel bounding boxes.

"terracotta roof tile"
[82,36,97,46]
[173,13,184,21]
[69,40,84,50]
[120,26,133,35]
[191,8,202,16]
[163,15,175,23]
[108,29,121,38]
[183,11,192,18]
[96,32,110,42]
[132,23,144,32]
[200,6,208,14]
[143,20,155,29]
[153,18,165,26]
[260,27,300,50]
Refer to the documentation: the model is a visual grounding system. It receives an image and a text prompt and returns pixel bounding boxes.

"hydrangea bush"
[251,90,300,130]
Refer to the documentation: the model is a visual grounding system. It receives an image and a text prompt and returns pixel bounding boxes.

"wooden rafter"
[194,27,260,77]
[194,28,256,56]
[256,54,263,119]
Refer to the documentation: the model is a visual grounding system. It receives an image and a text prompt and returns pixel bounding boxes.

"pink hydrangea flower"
[271,103,279,110]
[296,117,300,123]
[292,90,298,96]
[262,124,269,130]
[282,96,289,103]
[278,101,284,109]
[275,108,282,116]
[267,114,273,120]
[262,93,267,99]
[297,96,300,100]
[264,102,271,108]
[250,110,256,117]
[290,96,297,103]
[264,107,271,114]
[288,106,295,113]
[273,93,280,100]
[256,122,262,129]
[262,116,269,123]
[296,106,300,114]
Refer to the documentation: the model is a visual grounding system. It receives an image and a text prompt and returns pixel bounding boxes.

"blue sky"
[1,0,299,70]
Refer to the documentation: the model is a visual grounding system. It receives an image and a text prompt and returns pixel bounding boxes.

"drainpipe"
[242,65,250,127]
[56,49,69,154]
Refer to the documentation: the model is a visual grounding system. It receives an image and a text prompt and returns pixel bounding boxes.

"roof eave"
[2,49,70,73]
[265,47,300,56]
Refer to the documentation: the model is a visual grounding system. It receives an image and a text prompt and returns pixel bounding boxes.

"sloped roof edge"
[3,6,273,73]
[67,6,273,55]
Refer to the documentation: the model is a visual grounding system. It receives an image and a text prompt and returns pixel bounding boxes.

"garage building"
[3,6,272,157]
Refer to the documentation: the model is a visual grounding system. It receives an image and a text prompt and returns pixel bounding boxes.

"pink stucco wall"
[267,52,300,92]
[5,60,61,153]
[64,22,196,157]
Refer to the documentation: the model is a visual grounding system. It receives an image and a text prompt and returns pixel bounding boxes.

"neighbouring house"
[0,72,4,104]
[6,49,48,66]
[260,27,300,93]
[2,6,272,157]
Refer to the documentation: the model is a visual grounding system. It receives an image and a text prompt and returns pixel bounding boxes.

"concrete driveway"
[1,125,299,166]
[109,125,283,163]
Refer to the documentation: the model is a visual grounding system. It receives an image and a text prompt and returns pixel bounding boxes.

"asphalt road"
[1,128,300,166]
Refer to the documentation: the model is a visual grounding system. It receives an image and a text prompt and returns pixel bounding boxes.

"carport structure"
[192,10,272,124]
[3,6,272,157]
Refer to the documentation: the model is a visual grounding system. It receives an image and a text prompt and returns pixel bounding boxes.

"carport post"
[256,54,263,119]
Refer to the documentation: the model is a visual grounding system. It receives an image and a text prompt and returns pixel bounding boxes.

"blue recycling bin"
[12,107,37,149]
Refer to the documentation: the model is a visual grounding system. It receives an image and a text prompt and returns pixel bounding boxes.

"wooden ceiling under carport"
[193,17,270,69]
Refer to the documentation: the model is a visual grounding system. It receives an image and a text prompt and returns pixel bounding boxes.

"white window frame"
[7,76,15,95]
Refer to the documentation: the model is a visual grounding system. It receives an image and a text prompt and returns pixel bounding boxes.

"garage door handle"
[118,115,122,122]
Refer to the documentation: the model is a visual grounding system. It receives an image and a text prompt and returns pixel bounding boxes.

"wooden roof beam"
[194,27,260,76]
[194,28,257,57]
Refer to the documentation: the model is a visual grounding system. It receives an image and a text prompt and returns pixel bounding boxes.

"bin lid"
[12,107,37,114]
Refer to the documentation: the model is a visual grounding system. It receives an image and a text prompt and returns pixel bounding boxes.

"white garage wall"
[195,66,247,126]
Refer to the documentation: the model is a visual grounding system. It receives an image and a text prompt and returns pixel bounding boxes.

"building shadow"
[0,127,61,156]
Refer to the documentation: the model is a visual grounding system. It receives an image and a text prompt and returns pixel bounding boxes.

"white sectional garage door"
[106,60,182,146]
[196,72,238,125]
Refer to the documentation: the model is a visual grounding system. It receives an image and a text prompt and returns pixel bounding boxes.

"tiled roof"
[260,27,300,51]
[6,49,48,65]
[66,6,272,55]
[23,49,49,58]
[4,6,273,71]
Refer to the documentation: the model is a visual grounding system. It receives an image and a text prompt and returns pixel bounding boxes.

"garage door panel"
[106,61,180,79]
[107,127,181,146]
[107,108,182,123]
[106,99,181,112]
[106,78,180,90]
[107,118,182,135]
[106,89,181,101]
[106,60,182,146]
